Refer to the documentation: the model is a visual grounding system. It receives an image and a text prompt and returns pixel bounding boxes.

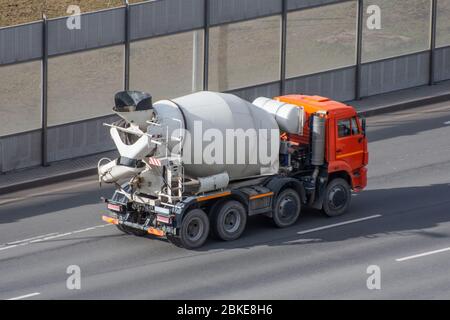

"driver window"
[338,119,351,138]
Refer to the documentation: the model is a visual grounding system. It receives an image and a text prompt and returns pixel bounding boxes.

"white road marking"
[7,292,40,300]
[0,180,96,206]
[0,224,112,252]
[396,247,450,262]
[297,214,382,235]
[6,233,58,245]
[0,245,18,251]
[444,121,450,125]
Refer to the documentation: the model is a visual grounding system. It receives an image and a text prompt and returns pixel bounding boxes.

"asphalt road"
[1,102,450,300]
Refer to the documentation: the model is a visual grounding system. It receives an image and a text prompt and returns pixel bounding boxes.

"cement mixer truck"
[99,91,368,249]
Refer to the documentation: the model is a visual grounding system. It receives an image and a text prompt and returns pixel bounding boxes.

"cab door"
[335,116,365,169]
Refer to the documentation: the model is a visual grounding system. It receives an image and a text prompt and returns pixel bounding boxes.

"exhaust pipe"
[309,114,326,206]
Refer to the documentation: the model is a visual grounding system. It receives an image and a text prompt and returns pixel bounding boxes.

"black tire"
[208,200,225,240]
[166,235,183,248]
[116,224,147,237]
[322,178,351,217]
[172,209,210,249]
[272,188,301,228]
[210,200,247,241]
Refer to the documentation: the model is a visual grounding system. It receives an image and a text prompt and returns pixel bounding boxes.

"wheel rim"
[328,185,347,210]
[278,196,298,223]
[223,209,241,233]
[186,217,204,242]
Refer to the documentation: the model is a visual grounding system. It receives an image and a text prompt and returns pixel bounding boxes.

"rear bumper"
[102,214,166,237]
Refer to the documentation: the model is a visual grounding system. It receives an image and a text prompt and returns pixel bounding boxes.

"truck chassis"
[102,168,352,249]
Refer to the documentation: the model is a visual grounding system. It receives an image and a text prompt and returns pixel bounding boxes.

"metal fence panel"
[286,1,357,78]
[0,22,42,65]
[0,60,42,136]
[434,46,450,82]
[47,115,117,162]
[209,0,282,25]
[47,45,124,126]
[287,0,345,11]
[437,0,450,48]
[360,52,430,97]
[208,15,281,92]
[130,30,204,101]
[0,131,41,172]
[226,82,281,102]
[47,8,126,56]
[361,0,431,63]
[130,0,204,41]
[285,67,356,102]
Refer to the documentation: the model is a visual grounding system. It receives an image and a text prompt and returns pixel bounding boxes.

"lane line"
[444,121,450,125]
[0,224,112,252]
[7,292,40,300]
[297,215,382,235]
[0,244,18,252]
[396,247,450,262]
[6,233,58,245]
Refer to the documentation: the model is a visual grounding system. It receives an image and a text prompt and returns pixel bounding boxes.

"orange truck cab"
[276,94,368,202]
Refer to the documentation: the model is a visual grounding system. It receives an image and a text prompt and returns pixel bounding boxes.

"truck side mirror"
[361,117,367,137]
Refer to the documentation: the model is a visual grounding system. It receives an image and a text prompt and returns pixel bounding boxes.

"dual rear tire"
[142,180,350,249]
[210,200,247,241]
[169,189,303,249]
[167,209,210,249]
[168,200,248,249]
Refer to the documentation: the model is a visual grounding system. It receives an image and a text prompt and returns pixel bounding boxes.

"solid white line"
[297,214,382,235]
[444,121,450,125]
[6,233,58,245]
[0,244,18,252]
[7,292,40,300]
[0,224,112,253]
[396,247,450,262]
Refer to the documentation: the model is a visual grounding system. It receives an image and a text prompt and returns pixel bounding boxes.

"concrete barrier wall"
[435,46,450,82]
[360,51,430,97]
[286,67,356,102]
[209,0,282,25]
[0,131,41,172]
[130,0,205,40]
[227,82,281,102]
[47,115,118,163]
[47,8,126,56]
[0,22,42,65]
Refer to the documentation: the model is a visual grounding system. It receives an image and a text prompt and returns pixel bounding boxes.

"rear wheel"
[322,178,351,217]
[210,200,247,241]
[272,188,301,228]
[168,209,209,249]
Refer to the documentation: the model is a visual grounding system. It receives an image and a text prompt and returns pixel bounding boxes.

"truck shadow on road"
[193,183,450,251]
[1,183,449,252]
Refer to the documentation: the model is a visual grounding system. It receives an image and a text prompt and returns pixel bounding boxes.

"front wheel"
[272,188,301,228]
[322,178,351,217]
[169,209,210,249]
